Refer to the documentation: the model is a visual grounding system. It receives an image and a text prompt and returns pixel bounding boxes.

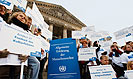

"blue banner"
[48,38,80,79]
[0,0,11,6]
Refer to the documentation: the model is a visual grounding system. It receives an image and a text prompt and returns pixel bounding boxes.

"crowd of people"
[0,4,133,79]
[77,37,133,79]
[0,4,48,79]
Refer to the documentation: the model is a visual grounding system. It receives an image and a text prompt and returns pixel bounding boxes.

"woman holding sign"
[7,11,40,79]
[121,44,133,70]
[78,40,93,79]
[0,4,11,22]
[8,11,29,31]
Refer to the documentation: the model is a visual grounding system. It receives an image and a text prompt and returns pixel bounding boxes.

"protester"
[127,61,133,70]
[78,40,93,79]
[0,4,8,22]
[0,4,6,15]
[113,42,118,46]
[86,38,92,47]
[8,12,40,79]
[26,16,32,29]
[25,16,41,79]
[121,46,125,52]
[109,44,124,78]
[126,41,132,45]
[35,28,47,79]
[100,55,109,65]
[130,42,133,49]
[120,44,133,70]
[8,11,29,31]
[77,37,87,52]
[93,41,101,65]
[0,5,10,57]
[5,11,28,79]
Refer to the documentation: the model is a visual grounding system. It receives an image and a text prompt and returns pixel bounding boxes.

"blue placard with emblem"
[48,38,80,79]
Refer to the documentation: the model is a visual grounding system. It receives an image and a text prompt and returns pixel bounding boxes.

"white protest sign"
[72,31,84,39]
[26,7,52,40]
[82,26,95,32]
[0,0,13,9]
[32,3,49,29]
[89,65,116,79]
[12,0,27,12]
[78,47,96,61]
[90,32,103,41]
[0,23,40,55]
[125,70,133,79]
[99,31,109,37]
[39,36,50,51]
[38,36,50,57]
[99,40,112,51]
[0,17,5,31]
[114,27,129,40]
[42,28,52,40]
[128,26,133,37]
[0,54,28,65]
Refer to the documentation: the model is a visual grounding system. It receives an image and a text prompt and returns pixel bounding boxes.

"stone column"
[49,24,53,32]
[63,28,67,38]
[58,35,62,39]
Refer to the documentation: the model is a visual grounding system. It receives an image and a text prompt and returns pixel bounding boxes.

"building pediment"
[35,1,86,27]
[27,0,86,30]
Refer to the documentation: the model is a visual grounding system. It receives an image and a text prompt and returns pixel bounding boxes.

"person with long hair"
[8,11,40,79]
[121,44,133,70]
[0,4,7,17]
[8,11,29,31]
[0,4,12,22]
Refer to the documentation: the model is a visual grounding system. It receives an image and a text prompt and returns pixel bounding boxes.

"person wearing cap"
[78,40,92,79]
[77,37,87,52]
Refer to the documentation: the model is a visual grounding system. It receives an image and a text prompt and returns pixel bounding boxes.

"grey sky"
[38,0,133,45]
[38,0,133,32]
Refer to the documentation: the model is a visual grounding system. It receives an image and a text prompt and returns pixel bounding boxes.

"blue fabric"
[81,37,86,39]
[28,56,40,79]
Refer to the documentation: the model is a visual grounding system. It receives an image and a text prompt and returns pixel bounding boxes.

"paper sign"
[125,70,133,79]
[0,0,13,9]
[89,65,116,79]
[78,47,96,61]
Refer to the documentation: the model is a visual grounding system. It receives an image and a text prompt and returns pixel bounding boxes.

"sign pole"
[20,62,24,79]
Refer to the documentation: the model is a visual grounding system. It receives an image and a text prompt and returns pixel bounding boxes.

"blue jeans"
[37,57,47,79]
[28,56,40,79]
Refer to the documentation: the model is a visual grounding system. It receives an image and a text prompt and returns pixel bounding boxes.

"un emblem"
[59,66,66,72]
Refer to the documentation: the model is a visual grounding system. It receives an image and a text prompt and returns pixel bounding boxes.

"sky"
[38,0,133,46]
